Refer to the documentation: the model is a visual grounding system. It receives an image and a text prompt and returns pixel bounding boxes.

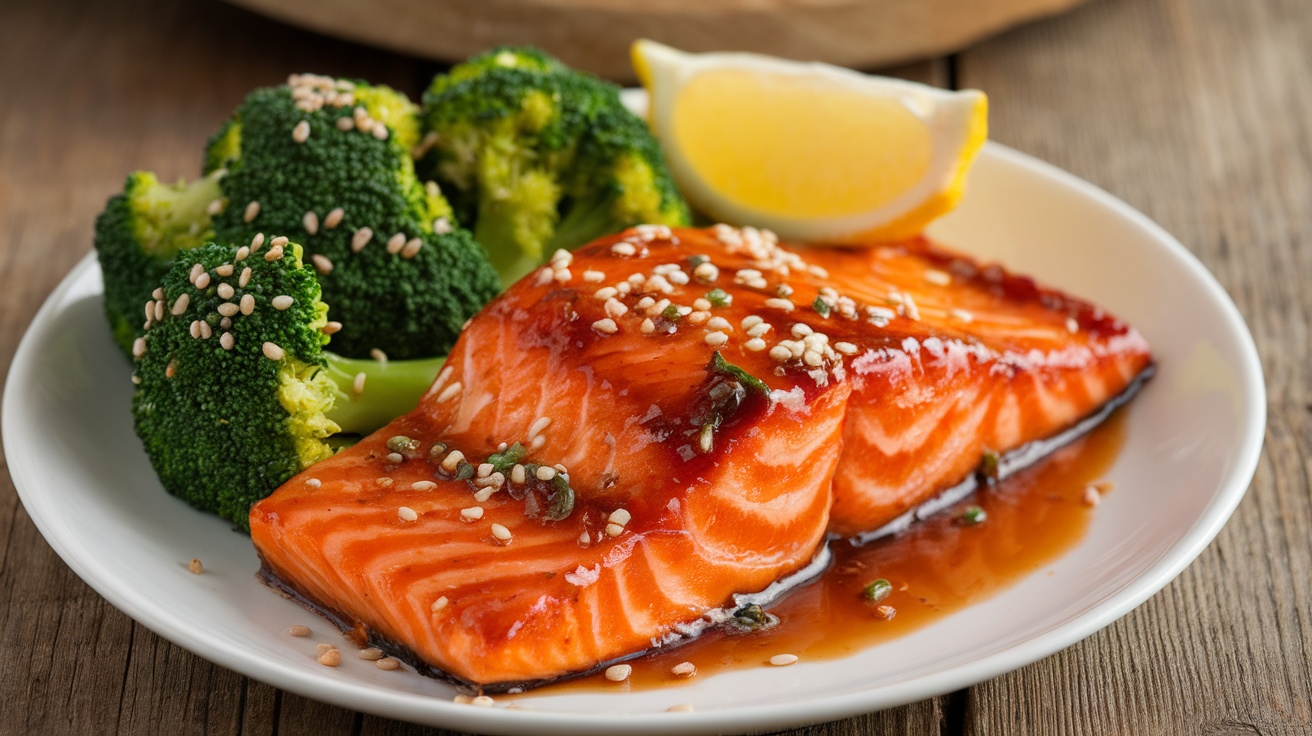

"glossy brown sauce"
[535,407,1127,694]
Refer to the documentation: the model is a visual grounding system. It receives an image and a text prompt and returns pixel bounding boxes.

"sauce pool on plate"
[542,407,1127,693]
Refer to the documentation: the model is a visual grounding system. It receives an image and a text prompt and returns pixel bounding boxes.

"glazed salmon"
[250,225,1151,688]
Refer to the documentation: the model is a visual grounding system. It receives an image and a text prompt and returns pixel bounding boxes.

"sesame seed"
[748,323,771,338]
[261,342,284,361]
[271,295,294,310]
[668,271,690,285]
[352,227,373,252]
[243,201,260,223]
[1067,317,1080,333]
[145,301,155,323]
[803,351,824,367]
[264,245,284,262]
[154,300,165,321]
[604,664,632,682]
[287,625,311,637]
[358,647,383,661]
[318,649,341,667]
[605,522,625,537]
[490,523,512,542]
[271,235,289,247]
[460,506,484,521]
[707,316,731,330]
[616,282,632,295]
[220,333,234,350]
[441,450,465,471]
[534,268,553,286]
[303,210,319,235]
[376,658,400,670]
[171,293,190,315]
[401,238,423,259]
[791,323,813,338]
[238,267,252,287]
[592,318,618,334]
[1083,485,1101,507]
[189,263,204,282]
[372,124,389,140]
[386,451,404,464]
[411,481,436,492]
[604,298,628,318]
[535,466,557,481]
[769,345,792,362]
[640,318,655,334]
[530,434,545,451]
[608,508,631,526]
[218,302,239,317]
[925,268,950,285]
[472,486,497,503]
[216,264,234,277]
[835,341,858,355]
[511,464,526,484]
[769,654,798,666]
[583,270,605,283]
[671,661,696,677]
[436,381,462,403]
[746,338,767,352]
[875,604,897,620]
[292,120,311,143]
[693,262,719,283]
[398,506,418,522]
[471,695,494,707]
[311,254,333,274]
[687,311,709,325]
[433,217,452,235]
[765,298,795,312]
[188,558,203,574]
[189,321,202,339]
[323,321,343,335]
[431,596,449,612]
[478,463,493,478]
[316,643,336,656]
[950,308,974,323]
[199,321,212,339]
[152,287,164,300]
[240,294,255,315]
[636,296,655,310]
[554,268,572,283]
[352,372,366,396]
[305,478,321,488]
[336,116,354,131]
[611,242,637,256]
[386,232,406,254]
[528,416,551,438]
[195,273,211,289]
[319,208,344,231]
[704,331,728,347]
[216,283,234,300]
[205,199,223,216]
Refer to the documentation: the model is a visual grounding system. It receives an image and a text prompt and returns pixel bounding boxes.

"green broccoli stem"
[545,193,621,256]
[320,351,447,434]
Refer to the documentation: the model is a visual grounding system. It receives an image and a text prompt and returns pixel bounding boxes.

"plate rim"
[3,141,1267,735]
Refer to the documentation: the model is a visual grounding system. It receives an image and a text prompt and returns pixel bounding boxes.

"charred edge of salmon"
[848,362,1156,547]
[256,544,835,694]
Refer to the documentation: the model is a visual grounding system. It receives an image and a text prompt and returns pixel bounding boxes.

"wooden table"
[1,0,1308,733]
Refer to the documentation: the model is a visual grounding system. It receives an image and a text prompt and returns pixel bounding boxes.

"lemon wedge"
[632,40,988,244]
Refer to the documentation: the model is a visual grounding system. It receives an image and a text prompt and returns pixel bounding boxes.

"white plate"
[3,142,1265,735]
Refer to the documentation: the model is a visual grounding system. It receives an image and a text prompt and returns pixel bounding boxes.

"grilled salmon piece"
[250,225,1150,687]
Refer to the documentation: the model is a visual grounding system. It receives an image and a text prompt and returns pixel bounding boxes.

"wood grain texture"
[956,0,1312,733]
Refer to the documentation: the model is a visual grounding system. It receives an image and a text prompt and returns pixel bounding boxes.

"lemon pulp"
[672,69,933,219]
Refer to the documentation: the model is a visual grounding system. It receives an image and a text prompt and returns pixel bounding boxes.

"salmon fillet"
[249,225,1151,688]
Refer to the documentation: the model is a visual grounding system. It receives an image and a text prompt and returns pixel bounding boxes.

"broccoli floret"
[426,46,567,98]
[94,170,224,357]
[419,49,690,286]
[205,74,500,359]
[132,240,446,530]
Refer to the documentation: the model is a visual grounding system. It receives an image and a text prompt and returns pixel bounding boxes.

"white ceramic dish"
[3,142,1265,735]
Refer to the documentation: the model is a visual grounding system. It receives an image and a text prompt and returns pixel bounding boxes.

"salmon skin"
[249,225,1151,689]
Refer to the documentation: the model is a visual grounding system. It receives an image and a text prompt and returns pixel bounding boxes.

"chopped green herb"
[545,474,575,520]
[958,505,987,526]
[727,603,779,633]
[813,296,831,318]
[978,449,1000,483]
[862,578,892,603]
[488,442,527,472]
[711,351,769,395]
[454,461,475,481]
[661,304,682,321]
[706,288,732,307]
